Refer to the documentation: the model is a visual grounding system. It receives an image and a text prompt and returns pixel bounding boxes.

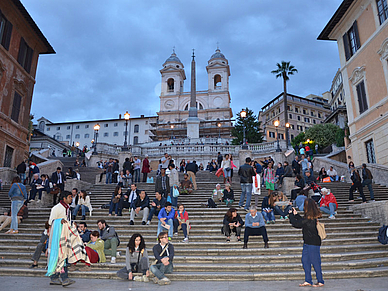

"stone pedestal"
[28,191,53,208]
[351,201,388,225]
[238,149,252,167]
[186,117,200,139]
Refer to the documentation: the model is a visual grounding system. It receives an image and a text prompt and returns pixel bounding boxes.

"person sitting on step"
[173,204,190,243]
[290,174,305,202]
[318,167,328,182]
[243,206,269,249]
[130,190,150,225]
[109,186,122,216]
[223,207,244,242]
[179,174,193,195]
[117,233,149,282]
[293,192,308,211]
[30,220,50,268]
[150,231,174,285]
[97,219,120,264]
[319,188,338,219]
[222,183,234,207]
[274,191,292,220]
[326,166,339,182]
[77,222,91,243]
[261,192,276,224]
[85,230,106,265]
[0,202,28,232]
[72,190,92,220]
[157,202,175,240]
[146,192,167,225]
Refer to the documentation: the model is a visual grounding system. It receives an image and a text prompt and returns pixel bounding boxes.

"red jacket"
[320,193,338,208]
[141,158,150,173]
[175,210,189,223]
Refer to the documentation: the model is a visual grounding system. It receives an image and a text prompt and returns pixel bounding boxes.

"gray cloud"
[24,0,342,122]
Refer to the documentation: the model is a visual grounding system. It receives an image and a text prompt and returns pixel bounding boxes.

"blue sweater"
[158,207,175,221]
[245,212,265,228]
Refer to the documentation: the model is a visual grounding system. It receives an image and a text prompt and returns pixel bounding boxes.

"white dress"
[252,174,261,195]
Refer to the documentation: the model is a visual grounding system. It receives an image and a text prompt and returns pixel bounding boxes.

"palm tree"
[271,61,298,148]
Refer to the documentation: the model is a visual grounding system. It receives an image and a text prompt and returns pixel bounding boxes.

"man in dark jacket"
[77,222,92,243]
[279,161,293,187]
[51,167,66,205]
[119,184,140,216]
[292,156,300,176]
[29,173,43,201]
[122,158,132,173]
[150,232,174,285]
[217,152,223,168]
[155,169,170,198]
[185,161,198,190]
[147,192,167,225]
[16,160,27,184]
[361,163,375,201]
[238,157,256,211]
[97,219,120,264]
[129,190,150,225]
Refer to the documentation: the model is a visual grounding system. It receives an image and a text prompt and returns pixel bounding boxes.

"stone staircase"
[0,171,388,280]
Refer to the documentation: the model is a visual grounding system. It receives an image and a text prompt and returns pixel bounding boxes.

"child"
[173,204,190,242]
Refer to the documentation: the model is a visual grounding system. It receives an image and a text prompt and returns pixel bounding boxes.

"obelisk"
[186,49,200,139]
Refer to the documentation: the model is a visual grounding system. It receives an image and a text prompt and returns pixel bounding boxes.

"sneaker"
[168,237,172,241]
[279,216,284,220]
[37,199,41,202]
[133,275,143,282]
[146,220,150,225]
[143,275,149,282]
[50,279,62,285]
[284,216,288,219]
[116,251,121,257]
[142,221,146,225]
[174,232,178,236]
[111,257,116,264]
[29,264,38,269]
[226,238,230,242]
[328,215,335,219]
[158,277,171,285]
[152,277,159,284]
[129,220,134,225]
[61,279,75,287]
[183,237,189,243]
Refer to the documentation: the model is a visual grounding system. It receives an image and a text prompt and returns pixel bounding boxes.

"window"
[365,139,376,163]
[134,124,139,133]
[343,21,361,60]
[291,134,294,140]
[297,116,301,121]
[3,145,13,167]
[85,125,89,129]
[67,126,71,130]
[104,132,109,137]
[318,112,322,118]
[214,74,222,89]
[104,124,108,127]
[145,121,148,125]
[133,136,139,144]
[114,123,118,127]
[84,134,89,138]
[303,109,307,115]
[167,78,174,92]
[268,131,275,138]
[297,125,303,131]
[56,127,60,130]
[289,114,292,119]
[76,125,80,129]
[311,111,315,117]
[75,134,80,138]
[304,117,310,123]
[278,133,284,140]
[66,135,71,139]
[47,127,50,131]
[17,38,34,73]
[313,119,316,124]
[377,0,388,24]
[295,107,299,113]
[356,80,368,114]
[145,130,148,134]
[113,132,119,137]
[0,12,13,51]
[290,124,295,130]
[10,92,22,123]
[305,127,309,131]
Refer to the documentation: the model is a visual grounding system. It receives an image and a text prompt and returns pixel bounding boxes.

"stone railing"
[95,142,122,155]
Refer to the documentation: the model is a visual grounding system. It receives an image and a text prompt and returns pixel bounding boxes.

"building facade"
[153,49,233,140]
[36,115,158,149]
[0,0,55,168]
[258,93,331,143]
[318,0,388,166]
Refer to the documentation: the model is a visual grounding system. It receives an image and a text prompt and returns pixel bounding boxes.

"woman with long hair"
[274,191,292,220]
[261,192,276,223]
[289,199,324,287]
[72,190,92,220]
[7,176,27,234]
[318,167,328,182]
[222,207,244,242]
[117,233,149,282]
[221,154,232,184]
[109,185,122,216]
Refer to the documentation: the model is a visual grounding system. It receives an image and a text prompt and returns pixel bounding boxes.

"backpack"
[207,198,217,208]
[378,225,388,245]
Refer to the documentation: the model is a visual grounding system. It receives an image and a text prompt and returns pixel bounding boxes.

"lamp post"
[285,122,291,148]
[217,122,221,138]
[274,120,282,152]
[93,124,100,155]
[240,109,248,150]
[123,111,130,151]
[170,124,174,140]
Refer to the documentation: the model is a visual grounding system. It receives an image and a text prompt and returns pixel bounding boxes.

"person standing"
[16,160,27,184]
[161,153,170,169]
[155,169,170,199]
[361,163,375,202]
[217,152,223,169]
[349,168,366,203]
[51,167,66,205]
[292,156,300,176]
[105,159,113,184]
[142,155,151,182]
[221,154,232,184]
[238,157,255,211]
[7,177,27,234]
[289,199,324,287]
[150,232,174,285]
[185,160,198,191]
[263,162,275,196]
[168,164,179,207]
[133,156,141,183]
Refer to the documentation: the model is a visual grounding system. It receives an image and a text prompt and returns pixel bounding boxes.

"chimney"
[119,114,122,119]
[141,115,144,118]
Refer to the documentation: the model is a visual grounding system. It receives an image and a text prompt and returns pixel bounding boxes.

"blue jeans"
[134,169,140,182]
[262,210,275,221]
[173,219,188,238]
[330,175,339,182]
[11,200,24,230]
[239,183,252,210]
[73,205,89,216]
[362,179,374,200]
[105,172,112,184]
[274,205,292,217]
[320,203,337,216]
[157,219,173,237]
[109,201,119,215]
[302,244,324,285]
[170,186,178,207]
[150,262,173,280]
[19,173,26,183]
[148,208,159,221]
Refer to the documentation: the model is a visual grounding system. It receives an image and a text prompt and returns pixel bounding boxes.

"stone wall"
[312,157,351,182]
[37,160,64,176]
[350,201,388,225]
[64,179,92,192]
[0,168,17,185]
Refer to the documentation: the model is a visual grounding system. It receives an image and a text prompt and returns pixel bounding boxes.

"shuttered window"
[0,10,13,51]
[377,0,388,24]
[356,80,368,114]
[343,21,361,61]
[17,38,34,73]
[11,92,22,123]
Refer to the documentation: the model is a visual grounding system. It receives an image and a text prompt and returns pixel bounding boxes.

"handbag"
[322,177,331,183]
[316,220,327,240]
[146,177,154,183]
[172,185,180,198]
[112,197,120,204]
[225,167,231,172]
[215,168,224,177]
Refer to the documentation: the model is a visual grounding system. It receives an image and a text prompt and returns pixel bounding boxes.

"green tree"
[271,61,298,146]
[291,131,305,149]
[304,123,344,148]
[231,108,264,145]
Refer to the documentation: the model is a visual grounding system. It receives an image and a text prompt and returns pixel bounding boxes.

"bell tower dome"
[160,49,186,96]
[206,48,230,92]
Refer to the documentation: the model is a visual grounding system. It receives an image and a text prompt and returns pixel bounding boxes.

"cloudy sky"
[24,0,342,123]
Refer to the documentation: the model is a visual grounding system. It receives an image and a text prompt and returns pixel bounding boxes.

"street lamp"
[123,111,130,151]
[170,124,174,140]
[217,122,221,138]
[93,123,100,155]
[274,120,282,152]
[240,109,248,150]
[285,122,291,148]
[75,142,80,147]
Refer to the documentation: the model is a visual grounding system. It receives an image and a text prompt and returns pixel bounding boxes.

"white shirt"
[49,203,69,225]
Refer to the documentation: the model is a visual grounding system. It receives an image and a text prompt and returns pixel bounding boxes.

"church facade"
[151,49,233,140]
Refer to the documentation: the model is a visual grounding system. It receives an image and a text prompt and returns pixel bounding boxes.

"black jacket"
[292,159,301,174]
[261,196,274,210]
[153,243,174,264]
[51,171,66,184]
[289,213,321,246]
[155,175,170,194]
[284,165,293,177]
[222,189,234,201]
[238,163,255,183]
[295,178,305,188]
[16,162,26,174]
[185,162,198,174]
[151,197,167,211]
[223,213,244,226]
[133,194,150,210]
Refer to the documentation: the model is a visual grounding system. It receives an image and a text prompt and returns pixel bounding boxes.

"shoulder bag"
[151,243,169,266]
[316,220,327,240]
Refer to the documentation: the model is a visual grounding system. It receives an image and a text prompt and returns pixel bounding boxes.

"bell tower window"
[167,78,174,92]
[214,74,222,89]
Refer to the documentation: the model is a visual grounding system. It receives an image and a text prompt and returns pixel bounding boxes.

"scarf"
[60,200,70,220]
